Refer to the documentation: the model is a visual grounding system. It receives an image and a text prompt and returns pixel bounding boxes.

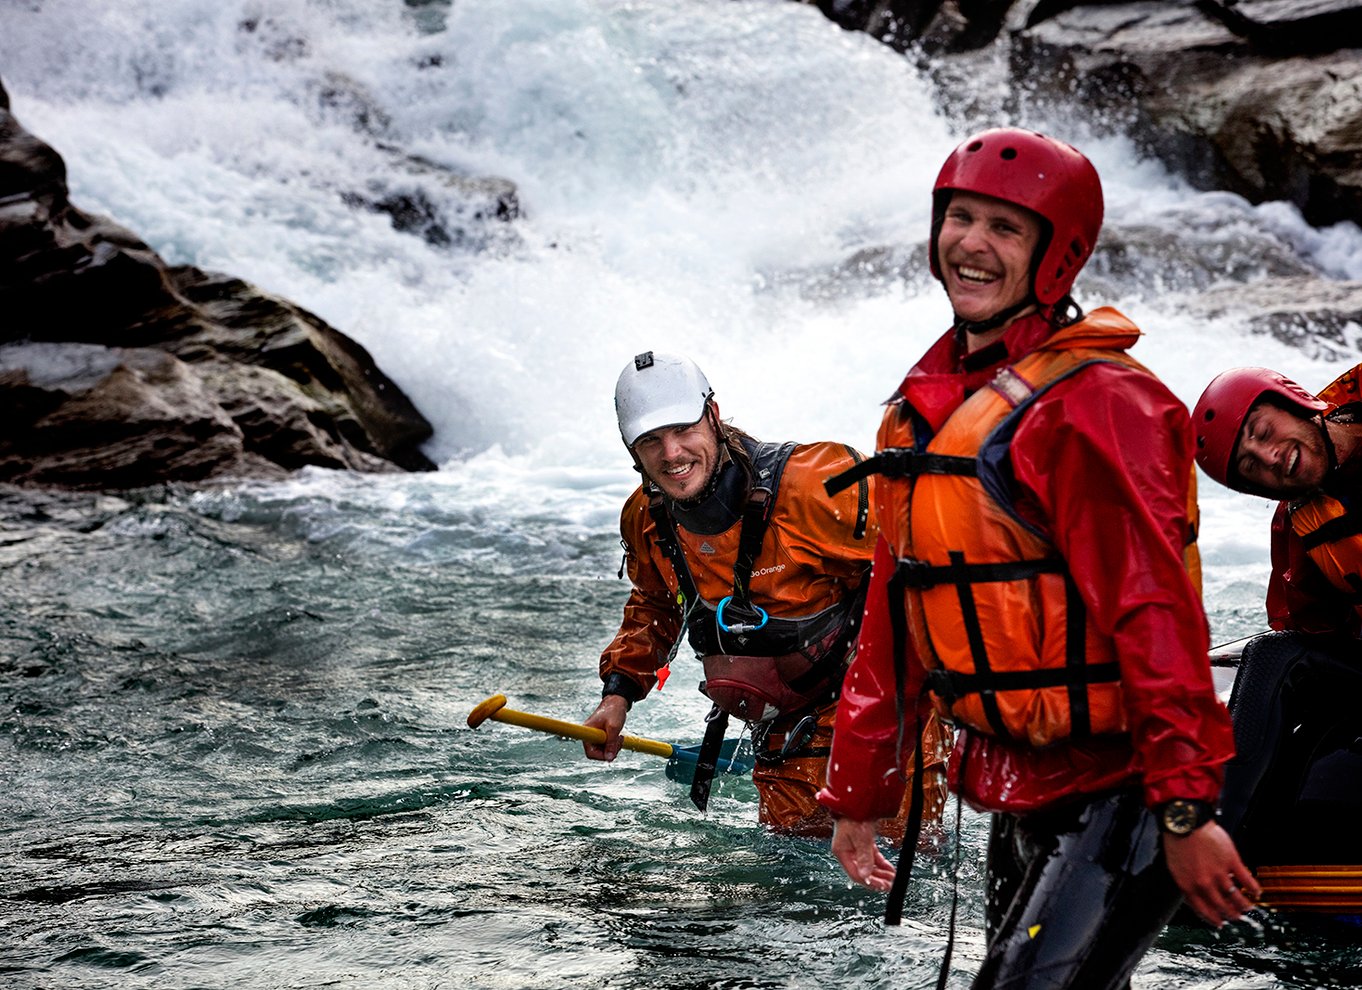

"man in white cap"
[583,350,948,837]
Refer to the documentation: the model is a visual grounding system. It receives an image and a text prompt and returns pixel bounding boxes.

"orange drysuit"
[601,436,949,836]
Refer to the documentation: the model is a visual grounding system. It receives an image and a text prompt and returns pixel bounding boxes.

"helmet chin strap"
[1319,413,1341,476]
[952,296,1036,339]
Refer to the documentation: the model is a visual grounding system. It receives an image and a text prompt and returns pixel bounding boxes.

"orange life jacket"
[866,309,1202,748]
[1285,363,1362,626]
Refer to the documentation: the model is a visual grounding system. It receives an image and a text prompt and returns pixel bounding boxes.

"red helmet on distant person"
[1192,367,1328,489]
[930,128,1104,305]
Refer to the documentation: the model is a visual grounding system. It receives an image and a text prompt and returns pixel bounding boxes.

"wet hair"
[717,420,758,481]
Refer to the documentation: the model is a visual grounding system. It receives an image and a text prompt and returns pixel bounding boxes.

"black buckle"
[924,668,961,704]
[873,448,916,478]
[894,557,939,589]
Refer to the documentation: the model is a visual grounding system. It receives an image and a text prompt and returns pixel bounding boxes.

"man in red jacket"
[817,128,1257,987]
[1191,365,1362,872]
[1193,363,1362,638]
[585,350,948,836]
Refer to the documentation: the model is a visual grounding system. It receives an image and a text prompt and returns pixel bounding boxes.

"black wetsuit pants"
[974,788,1182,990]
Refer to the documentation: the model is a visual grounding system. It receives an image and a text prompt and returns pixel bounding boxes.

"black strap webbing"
[926,662,1121,701]
[824,447,977,496]
[894,554,1064,590]
[946,549,1009,736]
[729,483,775,611]
[841,444,871,541]
[647,490,700,606]
[1299,505,1362,552]
[884,563,918,927]
[719,442,796,621]
[689,705,730,812]
[884,718,925,926]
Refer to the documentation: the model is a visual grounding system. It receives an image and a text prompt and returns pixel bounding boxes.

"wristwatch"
[1157,799,1215,836]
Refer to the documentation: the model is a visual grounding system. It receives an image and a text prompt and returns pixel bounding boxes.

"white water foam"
[4,0,1361,628]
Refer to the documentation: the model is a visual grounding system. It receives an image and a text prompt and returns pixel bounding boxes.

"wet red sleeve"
[817,536,928,821]
[1008,364,1233,808]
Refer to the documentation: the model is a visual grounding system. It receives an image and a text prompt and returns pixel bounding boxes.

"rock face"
[802,0,1362,229]
[0,78,438,490]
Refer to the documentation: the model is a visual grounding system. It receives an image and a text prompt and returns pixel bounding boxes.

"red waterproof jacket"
[818,308,1235,820]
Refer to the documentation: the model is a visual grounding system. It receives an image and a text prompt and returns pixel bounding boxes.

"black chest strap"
[1298,498,1362,552]
[824,446,978,497]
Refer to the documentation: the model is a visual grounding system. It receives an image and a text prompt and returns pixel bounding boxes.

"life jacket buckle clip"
[925,668,962,704]
[895,557,938,589]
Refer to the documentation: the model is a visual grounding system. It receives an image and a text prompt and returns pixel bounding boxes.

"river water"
[3,1,1362,987]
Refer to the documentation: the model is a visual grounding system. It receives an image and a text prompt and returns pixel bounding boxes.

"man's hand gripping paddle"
[466,694,753,785]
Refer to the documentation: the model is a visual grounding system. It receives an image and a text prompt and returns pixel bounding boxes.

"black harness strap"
[840,444,871,540]
[946,549,1009,737]
[883,563,921,927]
[926,663,1122,700]
[824,447,977,496]
[727,449,787,614]
[884,718,925,926]
[1064,572,1093,737]
[886,567,913,786]
[1298,503,1362,552]
[689,705,730,811]
[647,490,700,606]
[894,555,1064,590]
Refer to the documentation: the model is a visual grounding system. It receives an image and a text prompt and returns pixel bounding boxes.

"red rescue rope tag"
[656,664,671,691]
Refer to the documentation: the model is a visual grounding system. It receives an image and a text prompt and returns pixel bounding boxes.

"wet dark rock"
[341,147,521,249]
[1180,277,1362,362]
[758,243,934,303]
[1083,209,1317,300]
[797,0,1362,228]
[0,77,436,491]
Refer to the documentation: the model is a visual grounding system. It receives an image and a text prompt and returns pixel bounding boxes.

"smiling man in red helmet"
[1193,364,1362,637]
[817,128,1257,987]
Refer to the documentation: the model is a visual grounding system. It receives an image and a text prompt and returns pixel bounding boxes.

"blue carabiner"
[716,595,769,634]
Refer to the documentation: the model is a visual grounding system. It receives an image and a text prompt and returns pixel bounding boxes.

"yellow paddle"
[465,694,754,783]
[466,694,675,757]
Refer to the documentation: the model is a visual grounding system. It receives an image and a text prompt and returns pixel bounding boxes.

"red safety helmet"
[930,128,1104,305]
[1192,367,1328,490]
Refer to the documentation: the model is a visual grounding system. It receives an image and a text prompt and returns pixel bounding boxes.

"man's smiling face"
[938,190,1042,325]
[632,408,721,502]
[1234,400,1329,497]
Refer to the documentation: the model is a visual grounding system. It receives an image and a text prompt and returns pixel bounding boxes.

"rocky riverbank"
[1,78,444,490]
[804,0,1362,229]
